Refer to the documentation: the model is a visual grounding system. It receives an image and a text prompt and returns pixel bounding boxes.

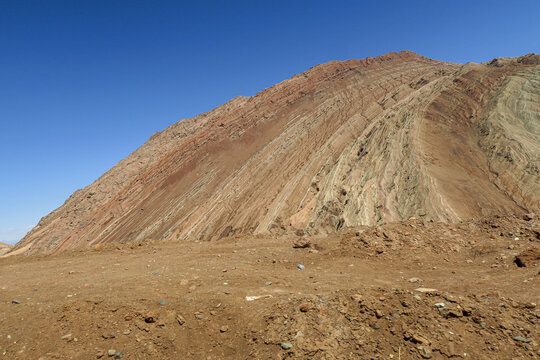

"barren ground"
[1,215,538,359]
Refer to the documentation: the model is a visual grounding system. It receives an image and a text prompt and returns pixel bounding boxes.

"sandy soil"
[0,215,538,359]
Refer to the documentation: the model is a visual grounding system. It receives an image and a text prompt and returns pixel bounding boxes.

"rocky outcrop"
[10,51,540,254]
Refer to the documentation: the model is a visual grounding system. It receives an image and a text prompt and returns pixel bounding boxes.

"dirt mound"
[338,214,540,260]
[9,51,540,255]
[257,288,537,359]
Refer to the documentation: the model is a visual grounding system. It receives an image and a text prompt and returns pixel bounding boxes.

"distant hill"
[0,242,13,256]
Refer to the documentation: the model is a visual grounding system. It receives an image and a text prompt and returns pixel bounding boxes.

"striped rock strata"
[10,51,540,255]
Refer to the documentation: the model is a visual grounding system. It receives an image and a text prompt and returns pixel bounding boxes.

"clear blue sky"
[1,0,539,244]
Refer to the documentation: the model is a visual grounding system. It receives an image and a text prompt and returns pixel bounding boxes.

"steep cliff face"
[10,51,540,255]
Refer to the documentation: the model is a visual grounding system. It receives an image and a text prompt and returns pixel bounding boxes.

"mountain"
[0,242,13,256]
[9,51,540,255]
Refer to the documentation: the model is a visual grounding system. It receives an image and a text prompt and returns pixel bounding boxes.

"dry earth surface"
[1,215,538,359]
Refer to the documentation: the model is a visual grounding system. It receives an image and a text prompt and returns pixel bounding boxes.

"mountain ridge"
[9,51,540,255]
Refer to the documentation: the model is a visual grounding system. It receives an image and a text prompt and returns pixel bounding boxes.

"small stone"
[220,325,229,333]
[176,314,186,325]
[418,346,432,359]
[159,300,166,306]
[114,352,123,359]
[434,303,446,308]
[281,342,293,350]
[443,308,463,318]
[523,213,534,221]
[375,310,384,318]
[61,333,72,340]
[414,288,438,293]
[299,304,310,312]
[144,311,158,323]
[292,238,311,248]
[11,300,21,304]
[411,334,429,344]
[447,343,458,357]
[408,277,421,283]
[96,350,104,358]
[351,294,362,302]
[513,336,532,343]
[265,281,272,285]
[108,349,116,357]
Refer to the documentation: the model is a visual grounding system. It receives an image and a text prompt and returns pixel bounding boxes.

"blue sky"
[1,0,539,244]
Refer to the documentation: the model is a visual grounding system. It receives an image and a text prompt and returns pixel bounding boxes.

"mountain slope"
[10,51,540,255]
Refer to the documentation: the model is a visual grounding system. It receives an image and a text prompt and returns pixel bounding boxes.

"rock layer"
[11,51,540,254]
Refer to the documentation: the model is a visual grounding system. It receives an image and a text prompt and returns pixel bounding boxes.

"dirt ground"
[1,215,538,359]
